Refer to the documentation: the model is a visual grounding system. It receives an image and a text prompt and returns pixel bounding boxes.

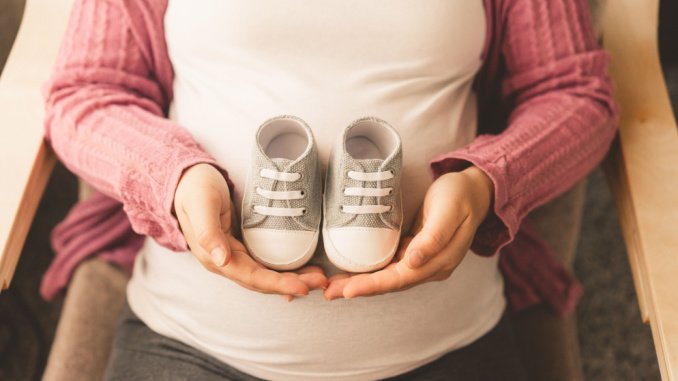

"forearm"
[43,0,231,250]
[431,0,618,255]
[432,91,617,255]
[46,92,224,249]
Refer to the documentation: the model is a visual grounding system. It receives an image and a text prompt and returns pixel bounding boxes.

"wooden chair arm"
[0,0,72,290]
[602,0,678,379]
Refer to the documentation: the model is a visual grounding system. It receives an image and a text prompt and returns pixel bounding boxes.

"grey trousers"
[104,301,526,381]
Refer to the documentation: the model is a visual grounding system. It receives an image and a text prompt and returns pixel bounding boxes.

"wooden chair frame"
[600,2,678,379]
[1,0,676,378]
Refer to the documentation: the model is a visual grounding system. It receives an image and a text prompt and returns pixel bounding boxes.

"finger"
[296,266,329,290]
[204,237,310,295]
[343,261,438,298]
[281,295,295,302]
[222,250,310,296]
[299,273,328,290]
[426,221,475,279]
[187,233,310,296]
[402,221,474,285]
[342,265,404,298]
[395,236,414,261]
[406,209,464,269]
[184,192,231,266]
[324,273,351,300]
[224,201,238,236]
[342,221,476,298]
[180,213,225,269]
[220,208,233,237]
[410,207,425,235]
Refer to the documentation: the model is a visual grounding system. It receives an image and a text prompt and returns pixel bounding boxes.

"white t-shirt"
[127,1,505,380]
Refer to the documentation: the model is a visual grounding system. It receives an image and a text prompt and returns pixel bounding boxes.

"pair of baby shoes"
[241,116,402,273]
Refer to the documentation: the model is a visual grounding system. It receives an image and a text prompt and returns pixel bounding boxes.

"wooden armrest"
[0,0,73,290]
[602,0,678,379]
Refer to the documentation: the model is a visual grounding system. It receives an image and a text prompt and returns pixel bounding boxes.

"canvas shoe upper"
[241,116,321,270]
[323,117,403,273]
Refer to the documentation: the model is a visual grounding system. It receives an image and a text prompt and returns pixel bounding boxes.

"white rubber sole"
[322,225,398,273]
[243,229,319,271]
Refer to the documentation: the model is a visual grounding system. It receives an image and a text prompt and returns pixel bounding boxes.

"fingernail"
[409,250,425,268]
[210,247,226,266]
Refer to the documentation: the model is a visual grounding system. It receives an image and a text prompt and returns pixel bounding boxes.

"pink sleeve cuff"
[430,136,519,257]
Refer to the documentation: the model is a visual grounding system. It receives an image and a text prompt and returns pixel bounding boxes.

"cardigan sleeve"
[43,0,232,251]
[430,0,618,256]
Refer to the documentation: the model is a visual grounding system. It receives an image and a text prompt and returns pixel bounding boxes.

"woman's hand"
[324,166,494,300]
[174,164,327,298]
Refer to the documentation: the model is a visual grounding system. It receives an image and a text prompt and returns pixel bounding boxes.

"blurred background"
[0,1,676,380]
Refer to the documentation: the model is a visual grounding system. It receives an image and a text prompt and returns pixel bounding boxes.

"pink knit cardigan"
[41,0,618,315]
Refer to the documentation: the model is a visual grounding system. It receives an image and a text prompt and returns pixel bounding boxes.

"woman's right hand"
[173,163,327,297]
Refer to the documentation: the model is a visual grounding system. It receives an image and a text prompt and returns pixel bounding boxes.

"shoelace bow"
[341,170,393,214]
[253,168,306,217]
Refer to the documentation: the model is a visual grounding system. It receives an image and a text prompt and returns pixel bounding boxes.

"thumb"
[185,192,232,267]
[406,206,458,269]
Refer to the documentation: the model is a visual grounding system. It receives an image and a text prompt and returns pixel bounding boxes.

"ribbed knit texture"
[431,0,618,257]
[42,0,233,253]
[41,0,617,314]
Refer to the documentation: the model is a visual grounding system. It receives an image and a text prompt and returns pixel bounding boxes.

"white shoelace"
[341,170,393,215]
[253,168,306,217]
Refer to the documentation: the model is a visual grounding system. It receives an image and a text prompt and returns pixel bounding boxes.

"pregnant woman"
[43,0,617,380]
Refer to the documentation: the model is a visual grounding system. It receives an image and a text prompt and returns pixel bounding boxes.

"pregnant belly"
[126,237,505,380]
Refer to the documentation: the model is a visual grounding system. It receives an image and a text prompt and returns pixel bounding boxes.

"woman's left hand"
[324,166,494,300]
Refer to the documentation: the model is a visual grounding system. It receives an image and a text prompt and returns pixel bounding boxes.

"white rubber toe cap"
[242,228,318,270]
[324,227,400,273]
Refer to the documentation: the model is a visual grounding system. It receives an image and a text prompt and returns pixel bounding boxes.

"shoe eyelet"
[301,208,307,215]
[388,189,393,195]
[339,205,344,211]
[389,169,395,175]
[300,190,306,197]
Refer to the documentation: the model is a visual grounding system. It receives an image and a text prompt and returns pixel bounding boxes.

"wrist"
[461,166,494,197]
[460,165,494,220]
[175,163,229,207]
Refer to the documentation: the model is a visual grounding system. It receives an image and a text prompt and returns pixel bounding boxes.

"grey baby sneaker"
[323,117,403,273]
[241,116,322,270]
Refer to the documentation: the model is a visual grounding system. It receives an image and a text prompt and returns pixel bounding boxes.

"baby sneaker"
[323,117,403,273]
[241,116,321,270]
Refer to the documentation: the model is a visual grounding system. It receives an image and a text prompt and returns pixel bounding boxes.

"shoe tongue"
[271,158,294,171]
[354,158,384,173]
